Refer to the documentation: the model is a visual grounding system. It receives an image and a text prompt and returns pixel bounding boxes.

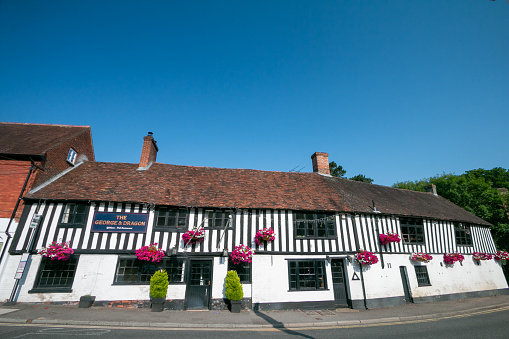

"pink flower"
[379,232,401,246]
[39,241,74,261]
[443,253,465,265]
[230,244,254,265]
[411,252,433,262]
[135,243,165,262]
[355,250,379,265]
[182,228,205,245]
[494,251,509,261]
[473,252,493,261]
[255,228,275,246]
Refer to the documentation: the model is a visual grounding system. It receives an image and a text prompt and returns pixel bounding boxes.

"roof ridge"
[0,122,91,128]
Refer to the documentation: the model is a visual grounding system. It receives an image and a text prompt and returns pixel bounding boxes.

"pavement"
[1,295,509,329]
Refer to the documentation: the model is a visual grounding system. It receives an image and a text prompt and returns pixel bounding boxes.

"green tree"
[393,168,509,280]
[329,161,346,178]
[349,174,374,184]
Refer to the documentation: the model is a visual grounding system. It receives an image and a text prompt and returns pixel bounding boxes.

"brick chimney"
[311,152,330,175]
[138,132,158,170]
[424,184,438,196]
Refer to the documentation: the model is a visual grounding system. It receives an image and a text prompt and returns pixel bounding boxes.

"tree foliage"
[393,168,509,280]
[393,168,509,251]
[329,161,374,183]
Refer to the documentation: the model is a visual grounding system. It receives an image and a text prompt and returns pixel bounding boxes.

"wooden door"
[185,259,212,310]
[331,259,349,307]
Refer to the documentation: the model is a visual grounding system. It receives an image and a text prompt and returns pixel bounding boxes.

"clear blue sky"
[1,0,508,186]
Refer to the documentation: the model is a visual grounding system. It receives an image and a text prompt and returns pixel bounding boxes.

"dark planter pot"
[229,300,242,313]
[78,296,96,308]
[151,297,166,312]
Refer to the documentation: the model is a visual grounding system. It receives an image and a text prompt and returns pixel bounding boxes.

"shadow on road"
[254,310,316,339]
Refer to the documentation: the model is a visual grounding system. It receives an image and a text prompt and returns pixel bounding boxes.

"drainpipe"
[372,201,385,269]
[350,214,368,310]
[0,160,36,270]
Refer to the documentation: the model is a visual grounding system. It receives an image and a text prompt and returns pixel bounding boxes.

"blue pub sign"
[91,212,149,233]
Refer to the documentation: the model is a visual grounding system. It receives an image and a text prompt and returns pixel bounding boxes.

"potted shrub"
[225,270,243,313]
[150,269,168,312]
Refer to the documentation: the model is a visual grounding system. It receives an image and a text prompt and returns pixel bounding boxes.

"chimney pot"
[311,152,330,175]
[138,133,158,169]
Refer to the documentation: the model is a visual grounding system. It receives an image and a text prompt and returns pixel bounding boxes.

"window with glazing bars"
[288,260,327,291]
[59,204,88,226]
[34,256,78,289]
[114,258,185,284]
[414,266,431,286]
[156,207,188,229]
[454,223,472,246]
[400,217,424,244]
[205,210,232,229]
[294,212,336,238]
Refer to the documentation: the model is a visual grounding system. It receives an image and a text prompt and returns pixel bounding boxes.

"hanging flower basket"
[355,250,379,265]
[379,232,401,246]
[182,228,205,245]
[254,228,275,245]
[494,250,509,264]
[411,252,433,263]
[39,241,74,261]
[473,252,493,261]
[230,244,254,265]
[135,243,165,262]
[443,253,465,265]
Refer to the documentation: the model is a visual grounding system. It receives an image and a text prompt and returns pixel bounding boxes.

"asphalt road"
[1,307,508,339]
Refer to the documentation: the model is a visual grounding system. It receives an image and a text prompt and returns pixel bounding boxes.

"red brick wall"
[139,135,158,168]
[0,160,38,219]
[311,152,330,175]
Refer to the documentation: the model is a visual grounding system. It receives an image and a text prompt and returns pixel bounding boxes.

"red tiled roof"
[0,122,91,157]
[26,161,490,225]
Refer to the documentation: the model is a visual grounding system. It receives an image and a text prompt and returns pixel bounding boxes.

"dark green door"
[185,259,212,310]
[331,259,349,307]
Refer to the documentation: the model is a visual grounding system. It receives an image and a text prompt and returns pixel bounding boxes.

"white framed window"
[67,148,77,165]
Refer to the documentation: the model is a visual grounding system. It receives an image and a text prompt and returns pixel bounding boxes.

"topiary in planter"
[225,270,243,313]
[150,269,168,312]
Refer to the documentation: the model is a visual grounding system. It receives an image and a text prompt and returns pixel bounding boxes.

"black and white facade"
[0,138,507,310]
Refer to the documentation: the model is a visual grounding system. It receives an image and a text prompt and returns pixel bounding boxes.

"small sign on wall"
[91,212,149,233]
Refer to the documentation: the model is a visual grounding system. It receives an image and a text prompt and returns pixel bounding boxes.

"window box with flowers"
[443,253,465,265]
[355,250,379,266]
[473,252,493,261]
[182,228,205,246]
[494,250,509,264]
[411,252,433,263]
[39,241,74,261]
[230,245,254,265]
[379,232,401,246]
[254,228,275,246]
[135,243,165,263]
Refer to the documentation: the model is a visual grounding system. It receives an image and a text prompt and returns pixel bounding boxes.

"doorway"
[184,259,212,310]
[331,259,349,308]
[399,266,413,303]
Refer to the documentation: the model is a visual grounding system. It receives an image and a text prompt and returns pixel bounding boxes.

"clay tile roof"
[26,161,490,226]
[0,122,91,157]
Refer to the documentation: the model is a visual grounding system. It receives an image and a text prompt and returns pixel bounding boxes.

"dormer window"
[67,148,77,165]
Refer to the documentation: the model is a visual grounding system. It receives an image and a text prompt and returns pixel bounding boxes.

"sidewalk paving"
[1,295,509,329]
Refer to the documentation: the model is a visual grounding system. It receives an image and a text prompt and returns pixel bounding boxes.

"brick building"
[0,123,94,277]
